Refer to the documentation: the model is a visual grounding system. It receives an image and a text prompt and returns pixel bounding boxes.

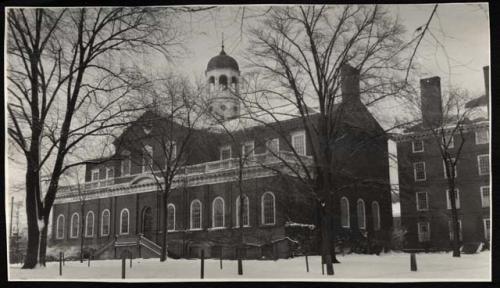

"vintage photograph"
[5,3,491,282]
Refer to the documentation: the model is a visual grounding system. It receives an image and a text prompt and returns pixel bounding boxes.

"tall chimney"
[483,66,490,119]
[420,76,443,128]
[341,63,360,104]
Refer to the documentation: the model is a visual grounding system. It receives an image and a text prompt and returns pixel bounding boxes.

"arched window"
[101,209,110,236]
[167,204,175,231]
[212,197,225,228]
[372,201,381,231]
[231,76,238,89]
[85,211,95,237]
[190,200,202,230]
[340,197,350,228]
[261,192,276,225]
[120,209,129,235]
[357,199,366,229]
[70,213,79,238]
[56,214,65,239]
[209,76,215,84]
[235,195,250,227]
[219,75,228,89]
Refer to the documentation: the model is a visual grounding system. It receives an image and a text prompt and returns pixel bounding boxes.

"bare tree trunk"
[23,166,40,269]
[38,217,49,266]
[449,180,460,257]
[160,191,168,262]
[320,202,334,275]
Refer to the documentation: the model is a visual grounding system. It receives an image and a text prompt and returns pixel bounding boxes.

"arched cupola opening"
[219,75,228,90]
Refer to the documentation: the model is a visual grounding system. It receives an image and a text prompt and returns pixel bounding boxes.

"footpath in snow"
[9,251,490,281]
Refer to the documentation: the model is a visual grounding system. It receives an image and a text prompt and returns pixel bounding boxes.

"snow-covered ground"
[9,251,490,282]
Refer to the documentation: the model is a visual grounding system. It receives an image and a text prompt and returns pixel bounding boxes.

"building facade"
[395,72,490,250]
[50,48,393,259]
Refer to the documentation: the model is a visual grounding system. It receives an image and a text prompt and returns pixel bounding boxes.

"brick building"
[394,69,490,250]
[50,47,393,259]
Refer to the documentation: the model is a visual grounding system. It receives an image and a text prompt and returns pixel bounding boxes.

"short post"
[130,252,133,268]
[62,252,65,266]
[410,253,417,272]
[321,256,325,275]
[305,253,309,273]
[122,256,126,279]
[59,252,63,276]
[88,254,90,267]
[219,254,223,270]
[200,250,205,279]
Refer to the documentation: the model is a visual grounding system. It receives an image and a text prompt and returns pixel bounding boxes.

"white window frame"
[291,130,306,156]
[220,145,232,160]
[85,211,95,237]
[417,222,431,242]
[412,140,424,153]
[119,208,130,235]
[266,138,280,155]
[413,162,426,182]
[211,197,225,228]
[446,189,461,209]
[190,199,202,230]
[480,186,490,208]
[416,191,429,211]
[70,213,79,239]
[235,195,250,227]
[241,141,255,160]
[106,167,114,179]
[101,209,110,237]
[167,204,176,231]
[448,219,463,241]
[121,151,131,176]
[56,214,65,239]
[477,154,490,175]
[261,192,276,225]
[483,218,490,240]
[142,145,153,173]
[475,130,489,145]
[340,197,350,228]
[357,199,366,229]
[443,158,457,179]
[91,169,100,182]
[372,201,381,231]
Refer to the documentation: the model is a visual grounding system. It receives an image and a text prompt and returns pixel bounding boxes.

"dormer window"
[291,130,306,155]
[220,145,231,160]
[91,169,100,182]
[266,138,279,155]
[242,141,255,160]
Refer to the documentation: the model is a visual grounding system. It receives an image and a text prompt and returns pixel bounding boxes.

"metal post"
[122,256,126,279]
[220,254,223,270]
[321,256,324,275]
[410,253,417,271]
[63,252,65,266]
[59,252,62,276]
[305,254,309,273]
[130,251,133,268]
[200,250,205,279]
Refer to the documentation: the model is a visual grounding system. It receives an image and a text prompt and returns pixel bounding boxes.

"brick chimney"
[483,66,490,119]
[341,63,360,104]
[420,76,443,128]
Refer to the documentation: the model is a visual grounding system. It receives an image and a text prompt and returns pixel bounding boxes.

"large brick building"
[394,70,490,250]
[50,47,393,259]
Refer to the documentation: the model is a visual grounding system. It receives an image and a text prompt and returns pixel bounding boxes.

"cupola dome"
[206,47,239,72]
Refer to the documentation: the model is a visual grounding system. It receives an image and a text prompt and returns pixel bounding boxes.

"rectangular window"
[481,186,490,207]
[121,151,131,176]
[446,189,460,209]
[412,140,424,153]
[242,141,255,160]
[443,158,457,179]
[142,145,153,173]
[475,130,489,145]
[91,169,100,182]
[291,130,306,155]
[442,134,454,149]
[417,222,430,242]
[448,220,463,241]
[165,141,177,167]
[413,162,426,181]
[478,154,490,175]
[106,167,114,179]
[220,145,231,160]
[484,218,490,240]
[266,138,280,154]
[416,192,429,211]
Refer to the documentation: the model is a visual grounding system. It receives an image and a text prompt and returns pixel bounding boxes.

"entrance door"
[141,206,153,240]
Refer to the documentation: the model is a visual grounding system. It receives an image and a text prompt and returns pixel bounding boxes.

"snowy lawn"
[9,251,490,282]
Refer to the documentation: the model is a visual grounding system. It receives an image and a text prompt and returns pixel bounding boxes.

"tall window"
[142,145,153,173]
[416,192,429,211]
[70,213,79,238]
[242,141,255,160]
[106,167,114,179]
[484,218,490,240]
[101,209,110,236]
[340,197,350,228]
[190,200,202,230]
[417,222,430,242]
[120,209,129,235]
[165,141,177,167]
[475,130,489,144]
[412,140,424,153]
[446,189,460,209]
[291,130,306,155]
[121,152,131,176]
[85,211,94,237]
[56,215,65,239]
[220,146,231,160]
[413,162,426,181]
[167,204,175,231]
[448,220,463,241]
[235,195,250,227]
[481,186,490,207]
[266,138,279,154]
[357,199,366,229]
[212,197,225,228]
[262,192,276,225]
[372,201,381,231]
[91,169,100,182]
[478,154,490,175]
[443,158,457,179]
